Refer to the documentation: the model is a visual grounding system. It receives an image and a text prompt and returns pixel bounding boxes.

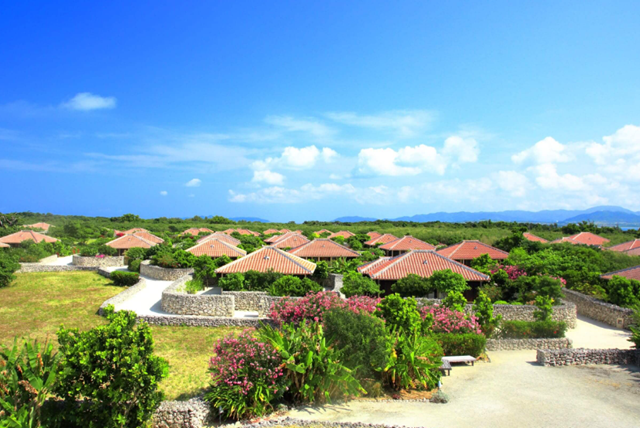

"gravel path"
[47,255,73,266]
[567,315,632,349]
[116,275,174,315]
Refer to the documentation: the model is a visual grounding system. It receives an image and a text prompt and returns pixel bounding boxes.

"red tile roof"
[523,232,548,243]
[182,228,214,236]
[0,242,10,248]
[197,232,241,246]
[279,229,291,234]
[270,233,309,249]
[106,234,157,250]
[23,222,52,232]
[357,257,393,275]
[315,229,332,235]
[288,239,361,259]
[328,230,355,239]
[364,233,399,246]
[116,228,148,235]
[379,236,436,252]
[367,231,382,240]
[216,246,316,275]
[568,232,610,246]
[550,237,579,245]
[224,228,261,236]
[186,239,246,258]
[359,250,489,281]
[608,239,640,252]
[0,230,58,244]
[132,231,164,244]
[264,234,285,243]
[624,247,640,256]
[601,265,640,282]
[263,229,281,235]
[437,240,509,260]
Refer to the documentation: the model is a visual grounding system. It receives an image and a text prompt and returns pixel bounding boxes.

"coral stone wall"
[221,291,268,311]
[140,260,194,281]
[537,348,640,367]
[161,275,234,317]
[562,289,635,329]
[152,397,210,428]
[486,338,572,351]
[17,264,99,273]
[72,255,125,267]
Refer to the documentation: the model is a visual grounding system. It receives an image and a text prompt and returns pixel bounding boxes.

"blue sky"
[1,1,640,222]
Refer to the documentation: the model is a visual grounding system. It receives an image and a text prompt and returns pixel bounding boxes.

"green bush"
[374,294,425,333]
[606,276,640,308]
[427,269,470,295]
[193,255,217,286]
[312,260,329,282]
[341,271,380,297]
[110,271,140,286]
[0,252,20,288]
[172,249,197,268]
[269,275,322,297]
[124,247,148,261]
[432,333,486,357]
[392,274,432,297]
[218,273,245,291]
[244,269,282,291]
[153,252,179,268]
[442,291,467,312]
[79,246,98,257]
[533,295,554,321]
[382,330,443,391]
[55,307,168,428]
[97,244,118,256]
[473,291,502,338]
[323,308,391,379]
[184,279,204,294]
[128,258,141,273]
[497,320,567,339]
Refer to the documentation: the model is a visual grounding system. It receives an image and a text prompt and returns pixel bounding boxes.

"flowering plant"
[96,254,106,258]
[205,330,286,420]
[420,304,482,335]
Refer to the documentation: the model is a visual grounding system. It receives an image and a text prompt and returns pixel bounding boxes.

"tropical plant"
[269,275,322,297]
[497,320,567,339]
[0,252,20,288]
[184,279,204,294]
[432,333,487,357]
[269,292,380,326]
[606,276,640,308]
[374,294,425,333]
[391,274,432,297]
[533,295,554,322]
[427,269,470,295]
[218,273,245,291]
[420,304,482,334]
[442,291,467,312]
[472,291,502,337]
[312,260,329,282]
[381,329,442,390]
[341,271,380,297]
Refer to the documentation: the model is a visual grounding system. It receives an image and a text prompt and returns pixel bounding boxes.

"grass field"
[0,272,244,401]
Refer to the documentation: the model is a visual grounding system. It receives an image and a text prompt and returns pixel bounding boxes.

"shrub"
[432,333,486,357]
[259,321,364,403]
[606,276,640,308]
[125,247,148,261]
[153,252,179,268]
[128,258,141,273]
[341,271,380,297]
[470,254,494,275]
[97,244,118,256]
[172,249,197,268]
[382,330,443,391]
[323,308,391,379]
[55,307,168,427]
[312,260,329,282]
[427,269,470,295]
[420,305,482,334]
[184,279,204,294]
[533,295,554,321]
[375,294,425,333]
[79,246,98,257]
[270,275,322,297]
[204,330,286,420]
[392,274,431,297]
[245,269,282,292]
[0,252,20,288]
[478,283,503,302]
[218,273,245,291]
[0,338,60,427]
[193,255,217,286]
[442,291,467,312]
[497,320,567,339]
[473,291,502,337]
[110,270,140,286]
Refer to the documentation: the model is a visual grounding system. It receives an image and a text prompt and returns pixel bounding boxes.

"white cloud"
[358,144,446,176]
[586,124,640,165]
[326,110,435,137]
[443,136,479,164]
[321,147,338,163]
[251,145,338,174]
[252,170,285,185]
[496,171,529,197]
[185,178,201,187]
[160,190,168,196]
[61,92,116,111]
[512,137,571,164]
[264,115,333,137]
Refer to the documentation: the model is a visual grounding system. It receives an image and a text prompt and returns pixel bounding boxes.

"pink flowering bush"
[269,291,380,326]
[204,330,287,420]
[96,254,106,258]
[419,305,482,335]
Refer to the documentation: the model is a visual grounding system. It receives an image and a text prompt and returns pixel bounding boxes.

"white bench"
[441,355,476,366]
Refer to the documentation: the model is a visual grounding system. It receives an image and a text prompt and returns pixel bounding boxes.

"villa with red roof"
[131,231,164,244]
[358,250,489,298]
[264,233,285,243]
[106,234,158,255]
[379,236,436,256]
[364,233,399,247]
[367,231,382,240]
[270,233,309,249]
[182,227,214,236]
[624,247,640,256]
[0,230,58,247]
[186,239,246,259]
[523,232,548,243]
[288,239,360,261]
[263,229,280,235]
[197,232,241,246]
[315,229,333,236]
[601,265,640,282]
[115,228,148,236]
[215,246,316,276]
[279,229,291,234]
[328,230,355,239]
[608,239,640,253]
[551,232,610,247]
[224,228,260,236]
[0,242,9,248]
[23,222,53,233]
[437,240,509,265]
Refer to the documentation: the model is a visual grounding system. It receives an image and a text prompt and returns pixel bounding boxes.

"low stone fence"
[486,338,572,351]
[221,291,268,311]
[72,255,125,268]
[17,264,99,273]
[161,275,234,317]
[153,397,210,428]
[140,261,194,281]
[324,273,344,293]
[98,278,147,314]
[537,348,640,367]
[137,314,272,328]
[563,289,635,329]
[416,299,577,329]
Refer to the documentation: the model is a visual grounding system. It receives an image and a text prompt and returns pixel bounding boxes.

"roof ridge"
[268,246,314,274]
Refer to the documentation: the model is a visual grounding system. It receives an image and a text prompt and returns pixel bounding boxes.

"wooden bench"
[441,355,476,366]
[439,359,452,376]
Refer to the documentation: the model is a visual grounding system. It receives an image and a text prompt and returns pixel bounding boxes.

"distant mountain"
[559,210,640,226]
[230,217,270,223]
[334,216,378,222]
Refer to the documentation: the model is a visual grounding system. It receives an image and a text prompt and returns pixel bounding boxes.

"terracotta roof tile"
[132,231,164,244]
[0,242,10,248]
[23,222,52,232]
[568,232,610,246]
[315,229,332,235]
[182,228,214,236]
[186,239,246,258]
[279,229,291,234]
[264,234,285,243]
[289,239,361,259]
[106,234,157,250]
[601,265,640,281]
[608,239,640,252]
[523,232,548,243]
[379,235,436,252]
[550,237,579,245]
[224,228,261,236]
[120,228,148,234]
[357,257,393,275]
[360,250,489,281]
[197,233,241,246]
[367,231,382,240]
[0,230,58,244]
[216,246,316,275]
[270,233,309,249]
[624,247,640,256]
[436,240,509,260]
[263,229,281,235]
[364,233,399,246]
[328,230,355,239]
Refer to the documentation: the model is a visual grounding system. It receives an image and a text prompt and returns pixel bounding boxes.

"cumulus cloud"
[251,145,338,174]
[496,171,529,197]
[442,136,479,164]
[264,115,333,137]
[252,170,285,185]
[586,124,640,165]
[61,92,117,111]
[325,110,435,137]
[512,137,571,164]
[357,145,446,176]
[160,190,168,196]
[185,178,201,187]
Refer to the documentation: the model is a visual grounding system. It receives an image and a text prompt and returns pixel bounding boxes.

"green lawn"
[0,272,244,401]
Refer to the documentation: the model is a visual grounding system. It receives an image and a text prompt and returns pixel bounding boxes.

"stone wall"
[98,278,147,314]
[537,348,640,367]
[221,291,268,311]
[416,299,577,329]
[324,273,344,294]
[161,275,235,317]
[140,260,194,281]
[486,337,572,351]
[72,255,125,267]
[17,264,99,273]
[152,397,210,428]
[38,254,58,264]
[137,314,273,328]
[563,288,635,329]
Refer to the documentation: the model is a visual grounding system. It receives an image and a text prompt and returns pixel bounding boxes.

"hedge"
[496,320,567,339]
[432,333,486,357]
[111,271,140,286]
